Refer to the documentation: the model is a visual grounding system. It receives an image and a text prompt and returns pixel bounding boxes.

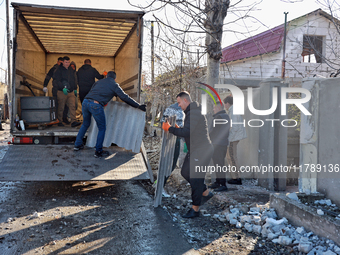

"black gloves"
[138,104,146,112]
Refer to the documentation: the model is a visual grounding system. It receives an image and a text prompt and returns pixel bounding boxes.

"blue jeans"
[75,99,106,152]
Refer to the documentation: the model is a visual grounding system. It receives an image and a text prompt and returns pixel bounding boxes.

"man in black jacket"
[209,102,230,192]
[53,56,80,127]
[74,71,146,158]
[77,59,105,103]
[162,91,214,218]
[42,57,69,123]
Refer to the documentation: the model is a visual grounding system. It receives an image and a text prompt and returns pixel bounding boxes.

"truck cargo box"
[4,3,152,183]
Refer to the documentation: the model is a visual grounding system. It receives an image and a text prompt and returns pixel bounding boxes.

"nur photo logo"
[197,82,312,128]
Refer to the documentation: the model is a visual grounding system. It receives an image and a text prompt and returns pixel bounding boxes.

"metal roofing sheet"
[86,101,145,154]
[12,3,144,56]
[221,25,285,63]
[154,116,177,207]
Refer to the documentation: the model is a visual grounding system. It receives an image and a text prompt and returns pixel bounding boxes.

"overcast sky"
[0,0,329,82]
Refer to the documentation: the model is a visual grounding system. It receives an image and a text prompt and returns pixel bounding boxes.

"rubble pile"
[312,199,340,220]
[215,205,340,254]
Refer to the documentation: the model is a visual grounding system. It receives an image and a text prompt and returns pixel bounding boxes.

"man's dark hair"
[58,57,64,61]
[63,56,70,61]
[215,101,225,108]
[223,95,233,105]
[84,59,91,64]
[176,91,192,102]
[107,71,116,79]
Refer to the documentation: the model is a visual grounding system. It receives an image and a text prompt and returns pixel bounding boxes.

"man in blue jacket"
[74,71,146,158]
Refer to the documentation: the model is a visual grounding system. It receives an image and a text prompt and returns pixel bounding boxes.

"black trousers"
[79,89,91,104]
[212,144,228,186]
[181,145,214,206]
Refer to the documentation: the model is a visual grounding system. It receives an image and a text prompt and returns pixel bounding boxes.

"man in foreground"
[162,91,214,218]
[74,71,146,158]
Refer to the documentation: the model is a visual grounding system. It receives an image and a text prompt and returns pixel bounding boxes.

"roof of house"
[220,9,332,63]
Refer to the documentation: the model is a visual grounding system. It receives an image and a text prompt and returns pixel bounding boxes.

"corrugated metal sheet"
[221,25,285,63]
[12,3,144,56]
[154,116,177,207]
[86,101,145,153]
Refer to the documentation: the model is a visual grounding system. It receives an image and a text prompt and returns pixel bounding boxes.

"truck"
[0,2,153,183]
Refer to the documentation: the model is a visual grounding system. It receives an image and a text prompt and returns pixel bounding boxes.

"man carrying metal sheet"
[74,71,146,158]
[162,91,214,218]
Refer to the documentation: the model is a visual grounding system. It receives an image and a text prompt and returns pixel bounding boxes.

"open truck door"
[1,3,153,182]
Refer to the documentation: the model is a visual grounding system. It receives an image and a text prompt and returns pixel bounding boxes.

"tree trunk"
[204,0,230,119]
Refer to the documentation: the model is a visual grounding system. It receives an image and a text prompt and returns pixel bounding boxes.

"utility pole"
[151,21,154,85]
[281,12,288,80]
[6,0,11,88]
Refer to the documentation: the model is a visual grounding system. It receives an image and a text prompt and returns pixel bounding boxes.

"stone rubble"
[208,204,340,255]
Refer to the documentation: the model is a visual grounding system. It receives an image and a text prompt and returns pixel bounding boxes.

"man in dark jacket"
[209,102,230,192]
[77,59,105,103]
[53,56,80,127]
[74,71,146,158]
[42,57,69,124]
[162,91,214,218]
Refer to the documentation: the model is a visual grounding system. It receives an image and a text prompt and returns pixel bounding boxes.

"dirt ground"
[0,124,301,254]
[143,135,300,255]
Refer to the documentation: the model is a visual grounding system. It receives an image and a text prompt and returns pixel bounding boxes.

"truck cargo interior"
[0,3,153,182]
[11,2,144,142]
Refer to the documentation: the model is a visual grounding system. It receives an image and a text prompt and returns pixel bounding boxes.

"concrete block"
[278,236,293,246]
[287,192,300,202]
[236,222,242,228]
[230,219,238,225]
[299,242,314,253]
[244,223,253,232]
[253,225,262,235]
[267,232,278,240]
[270,193,340,246]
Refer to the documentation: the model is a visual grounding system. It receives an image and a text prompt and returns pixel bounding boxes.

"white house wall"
[220,12,340,82]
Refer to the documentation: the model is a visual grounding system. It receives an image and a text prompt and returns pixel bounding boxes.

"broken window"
[302,35,323,63]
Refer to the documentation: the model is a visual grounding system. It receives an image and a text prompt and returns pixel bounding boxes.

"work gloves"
[138,104,146,112]
[162,121,171,132]
[74,90,77,96]
[63,88,69,95]
[162,121,180,132]
[42,87,48,93]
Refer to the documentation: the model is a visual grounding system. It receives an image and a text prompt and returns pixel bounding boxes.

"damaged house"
[220,9,340,84]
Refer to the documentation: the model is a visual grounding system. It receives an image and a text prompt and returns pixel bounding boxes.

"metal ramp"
[0,145,151,181]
